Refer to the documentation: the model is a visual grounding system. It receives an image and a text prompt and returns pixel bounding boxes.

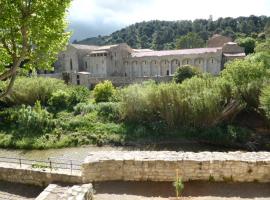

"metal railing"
[0,156,82,174]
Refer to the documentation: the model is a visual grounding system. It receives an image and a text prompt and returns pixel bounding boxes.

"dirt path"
[94,181,270,200]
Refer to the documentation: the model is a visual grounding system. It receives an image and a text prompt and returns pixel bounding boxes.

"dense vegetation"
[76,15,270,50]
[0,18,269,150]
[0,36,270,150]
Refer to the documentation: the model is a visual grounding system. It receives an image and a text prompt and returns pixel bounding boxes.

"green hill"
[76,16,270,50]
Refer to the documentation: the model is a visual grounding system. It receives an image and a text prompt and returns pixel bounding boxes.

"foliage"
[8,101,55,133]
[0,0,71,98]
[236,37,256,54]
[73,102,96,115]
[93,81,116,103]
[48,90,70,111]
[77,16,270,50]
[96,102,121,121]
[0,77,67,106]
[173,65,202,83]
[173,171,184,198]
[259,85,270,119]
[176,32,205,49]
[221,59,269,109]
[120,76,230,128]
[68,86,89,106]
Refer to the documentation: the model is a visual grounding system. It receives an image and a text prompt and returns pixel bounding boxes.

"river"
[0,142,234,162]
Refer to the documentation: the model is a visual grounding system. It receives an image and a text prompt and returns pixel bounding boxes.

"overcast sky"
[68,0,270,41]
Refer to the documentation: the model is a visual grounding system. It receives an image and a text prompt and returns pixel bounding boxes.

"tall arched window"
[70,58,73,70]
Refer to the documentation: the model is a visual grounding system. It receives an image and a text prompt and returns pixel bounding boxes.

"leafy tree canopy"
[0,0,71,98]
[236,37,256,54]
[176,32,205,49]
[173,65,202,83]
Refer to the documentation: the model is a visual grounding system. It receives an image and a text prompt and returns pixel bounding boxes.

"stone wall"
[35,184,93,200]
[72,73,173,88]
[0,163,82,186]
[81,151,270,183]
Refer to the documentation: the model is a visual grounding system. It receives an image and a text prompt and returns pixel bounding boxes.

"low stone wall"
[81,151,270,183]
[35,183,93,200]
[0,163,82,186]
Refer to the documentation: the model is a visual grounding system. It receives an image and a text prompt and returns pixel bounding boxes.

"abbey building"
[46,35,245,87]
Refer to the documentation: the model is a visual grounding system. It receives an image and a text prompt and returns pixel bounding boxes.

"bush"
[97,102,121,121]
[120,75,229,128]
[48,90,70,111]
[93,80,116,103]
[173,65,201,83]
[73,102,96,115]
[221,59,269,109]
[68,86,89,106]
[9,101,55,133]
[1,77,67,106]
[260,85,270,119]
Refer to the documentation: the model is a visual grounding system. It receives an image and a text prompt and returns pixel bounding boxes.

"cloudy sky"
[68,0,270,41]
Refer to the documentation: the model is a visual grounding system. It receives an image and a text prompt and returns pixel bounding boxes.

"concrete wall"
[81,151,270,183]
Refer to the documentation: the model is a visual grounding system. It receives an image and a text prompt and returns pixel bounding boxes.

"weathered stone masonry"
[81,151,270,183]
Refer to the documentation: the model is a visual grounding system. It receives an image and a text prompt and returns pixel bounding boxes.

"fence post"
[70,160,72,175]
[49,159,52,172]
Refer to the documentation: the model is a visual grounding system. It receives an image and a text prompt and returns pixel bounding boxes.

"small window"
[166,70,169,75]
[114,52,116,57]
[85,62,87,68]
[211,59,214,64]
[198,60,201,64]
[77,75,80,79]
[187,60,189,64]
[77,79,80,85]
[104,53,107,57]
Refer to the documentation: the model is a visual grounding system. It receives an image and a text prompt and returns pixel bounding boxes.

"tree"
[236,37,256,54]
[93,80,116,103]
[176,32,205,49]
[0,0,71,98]
[173,65,201,84]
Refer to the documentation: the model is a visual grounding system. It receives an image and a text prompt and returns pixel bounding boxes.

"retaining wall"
[81,151,270,183]
[0,163,82,186]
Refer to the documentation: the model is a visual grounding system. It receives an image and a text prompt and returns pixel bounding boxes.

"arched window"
[70,58,73,70]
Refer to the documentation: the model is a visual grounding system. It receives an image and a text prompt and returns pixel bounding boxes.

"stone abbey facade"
[49,35,245,87]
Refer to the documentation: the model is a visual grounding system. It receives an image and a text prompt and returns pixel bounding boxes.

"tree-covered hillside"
[76,15,270,50]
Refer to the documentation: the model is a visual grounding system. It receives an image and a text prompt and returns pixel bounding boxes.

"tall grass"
[1,77,67,106]
[120,76,230,128]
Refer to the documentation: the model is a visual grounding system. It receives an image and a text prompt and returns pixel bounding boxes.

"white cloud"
[67,0,270,40]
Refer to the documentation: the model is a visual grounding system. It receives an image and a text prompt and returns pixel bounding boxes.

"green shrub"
[68,86,89,106]
[9,101,55,133]
[120,75,229,128]
[97,102,121,121]
[173,65,201,84]
[201,125,251,144]
[48,90,70,111]
[93,80,116,103]
[73,102,96,115]
[221,59,269,109]
[1,77,67,106]
[260,85,270,119]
